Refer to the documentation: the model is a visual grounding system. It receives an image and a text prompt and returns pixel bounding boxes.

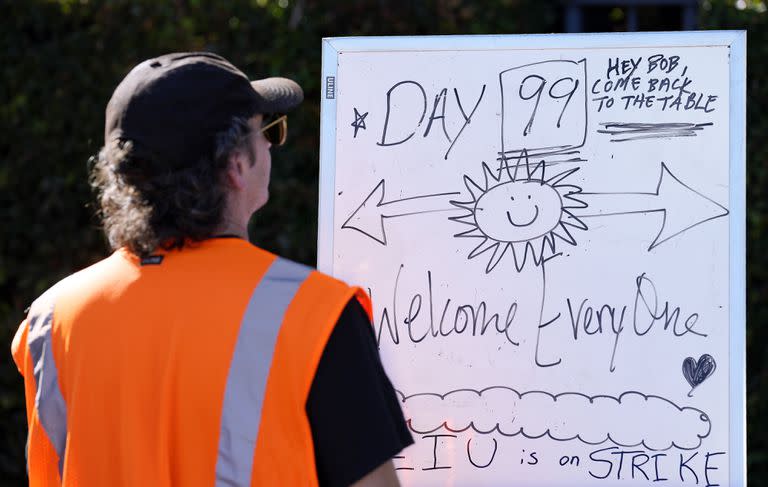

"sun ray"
[514,241,536,266]
[528,159,546,183]
[555,183,583,197]
[510,242,529,272]
[511,149,529,181]
[542,234,557,253]
[499,161,514,183]
[455,227,485,239]
[450,199,476,211]
[486,242,510,273]
[510,241,526,258]
[528,241,545,266]
[448,213,478,226]
[547,166,580,186]
[563,196,588,209]
[469,238,499,259]
[481,161,500,188]
[451,158,587,272]
[561,209,588,230]
[463,175,485,200]
[551,221,578,245]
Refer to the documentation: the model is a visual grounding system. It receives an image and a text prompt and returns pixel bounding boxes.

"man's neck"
[216,188,254,240]
[213,217,249,240]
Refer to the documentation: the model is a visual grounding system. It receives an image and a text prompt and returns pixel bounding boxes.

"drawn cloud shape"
[397,387,711,451]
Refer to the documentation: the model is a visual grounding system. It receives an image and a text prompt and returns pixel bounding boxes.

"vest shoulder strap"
[251,263,371,486]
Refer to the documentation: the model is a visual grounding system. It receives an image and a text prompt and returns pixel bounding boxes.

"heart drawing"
[682,354,717,397]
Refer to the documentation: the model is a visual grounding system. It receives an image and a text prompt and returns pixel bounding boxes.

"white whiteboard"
[318,31,745,486]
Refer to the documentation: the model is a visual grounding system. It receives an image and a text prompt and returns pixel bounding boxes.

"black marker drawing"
[342,57,728,377]
[444,85,486,160]
[423,88,452,143]
[376,80,485,160]
[450,151,587,273]
[448,151,587,366]
[499,146,586,161]
[500,59,588,159]
[351,107,368,137]
[447,158,727,259]
[342,179,460,245]
[343,162,726,371]
[682,354,717,397]
[334,50,733,485]
[378,80,427,147]
[466,437,498,468]
[598,122,714,142]
[396,386,712,451]
[446,157,725,368]
[578,162,729,251]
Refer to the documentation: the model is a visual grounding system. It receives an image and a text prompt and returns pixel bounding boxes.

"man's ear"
[224,149,247,190]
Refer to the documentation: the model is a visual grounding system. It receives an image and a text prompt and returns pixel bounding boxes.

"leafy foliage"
[698,1,768,481]
[0,0,764,484]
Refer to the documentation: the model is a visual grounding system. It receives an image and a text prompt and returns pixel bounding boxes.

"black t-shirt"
[306,298,414,487]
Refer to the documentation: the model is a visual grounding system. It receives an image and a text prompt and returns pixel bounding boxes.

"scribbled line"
[498,146,583,160]
[395,386,712,452]
[542,157,588,166]
[497,152,588,171]
[597,122,714,142]
[496,152,588,169]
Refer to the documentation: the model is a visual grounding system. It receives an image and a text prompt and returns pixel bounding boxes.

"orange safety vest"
[11,238,372,486]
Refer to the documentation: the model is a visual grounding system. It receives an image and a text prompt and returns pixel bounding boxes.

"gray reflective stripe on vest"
[215,257,311,487]
[27,301,68,476]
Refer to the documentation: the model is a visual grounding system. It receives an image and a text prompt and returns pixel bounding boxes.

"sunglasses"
[260,114,288,146]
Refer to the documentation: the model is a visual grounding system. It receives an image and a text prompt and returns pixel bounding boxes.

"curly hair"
[90,117,253,257]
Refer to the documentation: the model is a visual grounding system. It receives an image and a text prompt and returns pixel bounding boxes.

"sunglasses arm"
[260,114,287,132]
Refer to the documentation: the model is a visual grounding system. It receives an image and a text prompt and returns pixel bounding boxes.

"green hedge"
[699,0,768,481]
[1,0,764,484]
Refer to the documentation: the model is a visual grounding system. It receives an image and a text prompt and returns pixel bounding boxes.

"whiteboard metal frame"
[318,31,746,486]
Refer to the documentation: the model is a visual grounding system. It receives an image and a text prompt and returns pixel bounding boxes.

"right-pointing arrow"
[577,162,729,250]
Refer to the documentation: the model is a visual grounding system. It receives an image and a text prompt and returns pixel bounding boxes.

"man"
[11,52,412,486]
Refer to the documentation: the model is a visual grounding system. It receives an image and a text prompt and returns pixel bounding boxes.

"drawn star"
[351,107,368,138]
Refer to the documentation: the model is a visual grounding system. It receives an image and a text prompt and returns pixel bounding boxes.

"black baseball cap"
[104,52,303,168]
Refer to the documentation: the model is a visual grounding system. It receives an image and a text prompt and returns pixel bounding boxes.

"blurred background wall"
[1,0,764,484]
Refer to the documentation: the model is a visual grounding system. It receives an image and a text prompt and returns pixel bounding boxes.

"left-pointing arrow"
[342,179,460,245]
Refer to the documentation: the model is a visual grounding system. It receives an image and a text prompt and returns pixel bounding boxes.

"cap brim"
[251,77,304,114]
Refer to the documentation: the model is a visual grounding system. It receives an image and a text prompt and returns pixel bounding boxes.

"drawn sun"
[450,151,588,273]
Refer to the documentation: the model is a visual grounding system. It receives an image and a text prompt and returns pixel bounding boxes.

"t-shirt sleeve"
[306,298,414,487]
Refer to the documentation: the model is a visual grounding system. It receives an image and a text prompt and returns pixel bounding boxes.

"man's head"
[90,53,303,256]
[220,113,275,232]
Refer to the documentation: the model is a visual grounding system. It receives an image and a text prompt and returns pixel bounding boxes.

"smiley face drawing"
[475,179,563,243]
[450,152,588,273]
